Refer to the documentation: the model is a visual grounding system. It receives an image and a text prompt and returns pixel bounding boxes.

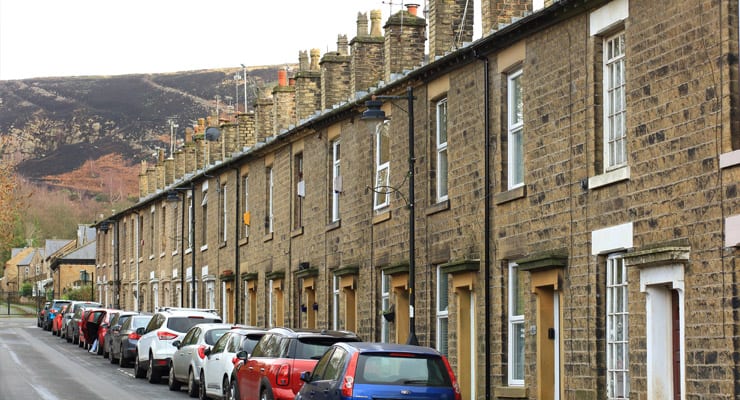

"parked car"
[95,309,121,355]
[44,299,71,331]
[134,307,222,384]
[201,327,266,400]
[38,301,50,327]
[51,304,69,336]
[64,301,103,344]
[103,311,137,359]
[110,314,153,367]
[294,343,461,400]
[233,328,360,400]
[81,308,108,349]
[167,322,233,397]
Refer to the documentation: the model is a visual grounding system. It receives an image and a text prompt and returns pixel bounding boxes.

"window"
[171,203,178,254]
[436,266,449,356]
[201,188,208,249]
[332,275,340,330]
[266,167,274,234]
[607,254,629,399]
[160,205,166,254]
[508,262,525,385]
[219,183,227,243]
[435,98,448,202]
[149,208,155,257]
[507,69,524,189]
[187,192,193,251]
[243,175,249,238]
[374,120,391,210]
[331,140,341,222]
[604,31,626,170]
[293,153,304,230]
[381,271,391,343]
[268,279,274,328]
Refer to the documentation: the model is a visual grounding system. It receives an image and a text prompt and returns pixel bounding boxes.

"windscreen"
[204,328,229,345]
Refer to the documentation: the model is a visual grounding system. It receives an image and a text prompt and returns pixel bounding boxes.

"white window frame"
[374,121,391,210]
[201,188,208,251]
[607,254,629,399]
[331,140,341,222]
[381,271,391,343]
[603,31,626,170]
[332,275,340,330]
[221,184,228,243]
[206,280,215,310]
[152,282,159,310]
[507,69,524,190]
[149,207,155,258]
[268,279,274,328]
[436,266,449,356]
[267,167,274,233]
[187,192,193,252]
[508,262,525,386]
[436,98,449,202]
[244,175,249,238]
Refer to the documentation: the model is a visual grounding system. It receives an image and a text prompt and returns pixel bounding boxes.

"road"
[0,317,186,400]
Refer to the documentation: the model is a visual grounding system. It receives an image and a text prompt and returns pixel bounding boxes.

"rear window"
[240,335,263,354]
[167,317,222,333]
[133,317,152,329]
[355,354,452,387]
[294,338,352,360]
[204,328,229,345]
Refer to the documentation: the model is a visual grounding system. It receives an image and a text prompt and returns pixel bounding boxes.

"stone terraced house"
[95,0,740,399]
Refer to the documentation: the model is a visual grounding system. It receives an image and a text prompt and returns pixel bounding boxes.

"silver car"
[167,322,232,397]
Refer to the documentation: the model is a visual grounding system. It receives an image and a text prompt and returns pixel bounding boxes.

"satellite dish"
[205,127,221,141]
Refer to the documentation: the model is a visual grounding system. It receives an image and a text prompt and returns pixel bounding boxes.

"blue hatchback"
[296,342,461,400]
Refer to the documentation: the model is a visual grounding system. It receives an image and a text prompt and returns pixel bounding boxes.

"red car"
[234,328,360,400]
[80,308,107,349]
[51,304,68,336]
[95,309,120,355]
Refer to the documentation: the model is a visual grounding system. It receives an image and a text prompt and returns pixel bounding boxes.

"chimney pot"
[370,9,382,36]
[406,3,419,16]
[278,69,288,86]
[357,12,369,37]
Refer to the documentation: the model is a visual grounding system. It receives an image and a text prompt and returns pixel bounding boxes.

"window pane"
[512,321,525,380]
[438,149,448,199]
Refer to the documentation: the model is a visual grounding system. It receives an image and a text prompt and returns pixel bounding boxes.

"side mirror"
[101,323,109,329]
[204,347,212,356]
[135,327,146,336]
[300,371,311,382]
[172,340,181,349]
[235,350,248,361]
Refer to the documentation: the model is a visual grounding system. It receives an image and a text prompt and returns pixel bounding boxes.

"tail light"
[232,356,239,365]
[276,364,291,386]
[197,345,207,359]
[340,353,359,398]
[128,332,141,340]
[441,356,461,400]
[157,331,178,340]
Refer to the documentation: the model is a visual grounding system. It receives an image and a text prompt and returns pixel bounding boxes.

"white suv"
[134,307,222,383]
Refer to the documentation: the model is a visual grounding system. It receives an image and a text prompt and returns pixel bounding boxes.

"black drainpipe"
[234,168,241,323]
[474,49,492,400]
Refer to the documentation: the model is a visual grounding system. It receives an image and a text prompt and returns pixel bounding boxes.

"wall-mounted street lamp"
[361,86,419,346]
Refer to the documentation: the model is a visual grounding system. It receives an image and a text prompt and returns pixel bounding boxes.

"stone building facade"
[95,1,740,399]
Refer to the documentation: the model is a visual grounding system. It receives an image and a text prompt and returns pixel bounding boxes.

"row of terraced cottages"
[93,0,740,399]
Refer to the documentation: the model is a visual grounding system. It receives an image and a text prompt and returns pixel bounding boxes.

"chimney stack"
[295,49,322,121]
[481,0,532,34]
[321,35,352,110]
[429,0,473,59]
[254,89,274,140]
[273,69,296,133]
[384,6,426,82]
[351,10,384,95]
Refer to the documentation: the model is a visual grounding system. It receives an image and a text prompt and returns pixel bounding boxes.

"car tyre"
[260,387,274,400]
[134,356,146,379]
[147,356,161,384]
[168,363,182,391]
[97,342,104,356]
[230,376,239,400]
[222,376,231,400]
[187,369,199,398]
[199,371,207,400]
[119,352,127,368]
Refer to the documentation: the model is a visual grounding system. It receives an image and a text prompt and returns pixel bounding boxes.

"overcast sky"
[0,0,399,80]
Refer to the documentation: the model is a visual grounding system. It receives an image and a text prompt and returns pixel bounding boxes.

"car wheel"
[134,356,146,379]
[230,376,239,400]
[222,376,231,400]
[97,342,104,356]
[199,371,207,400]
[147,355,161,384]
[260,387,274,400]
[119,352,127,368]
[168,363,182,391]
[109,352,117,364]
[187,369,199,398]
